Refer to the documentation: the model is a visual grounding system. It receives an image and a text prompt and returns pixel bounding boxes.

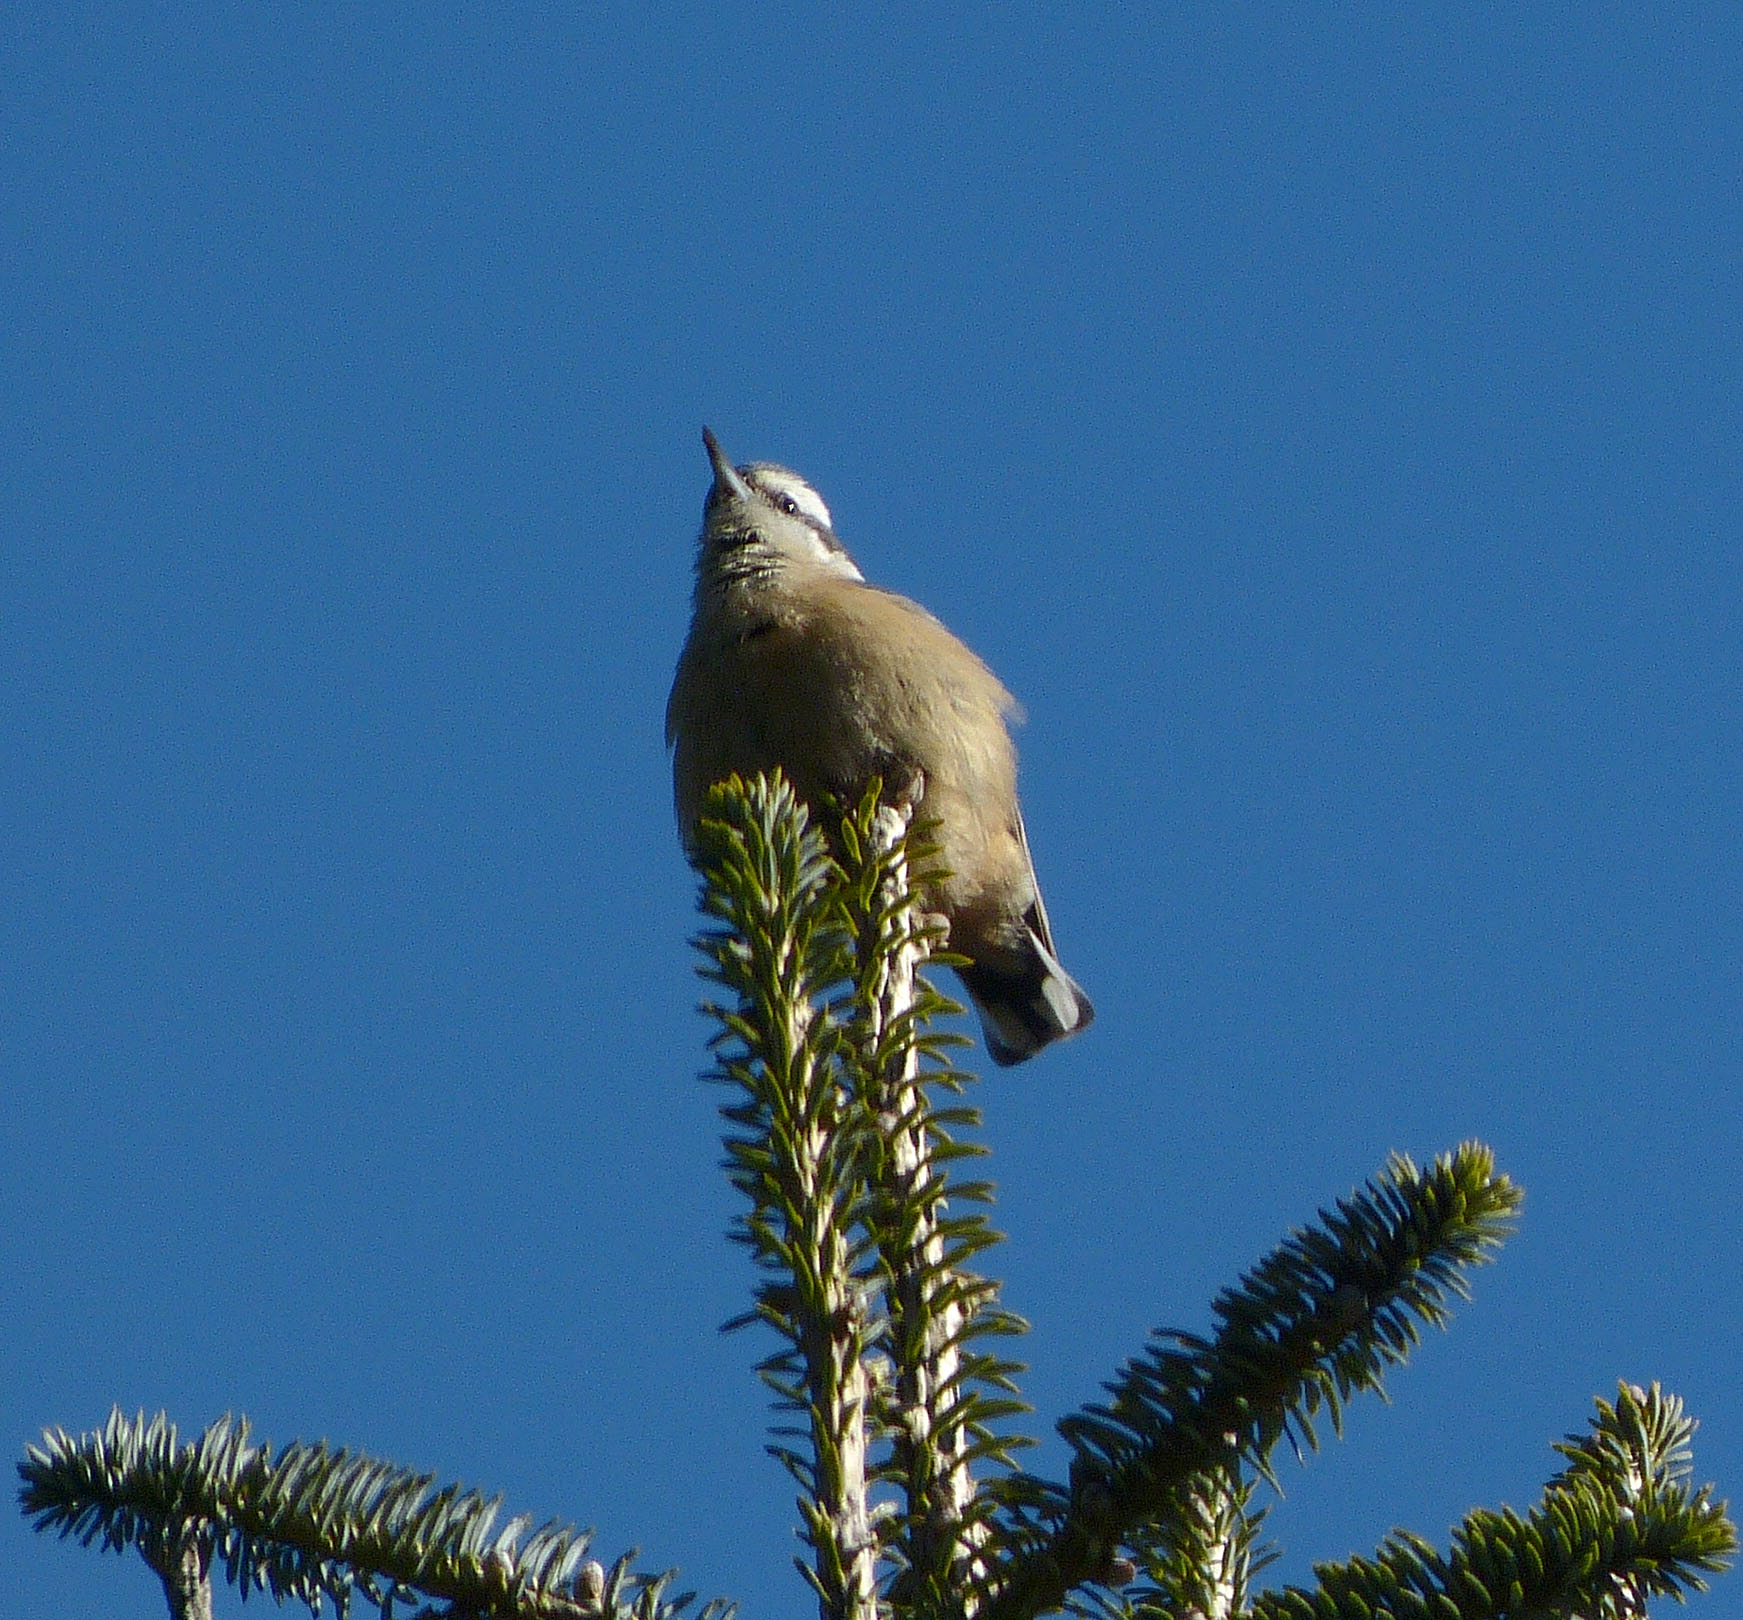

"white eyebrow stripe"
[746,465,836,531]
[788,487,835,529]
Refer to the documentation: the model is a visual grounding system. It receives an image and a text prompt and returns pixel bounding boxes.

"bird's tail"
[957,922,1094,1066]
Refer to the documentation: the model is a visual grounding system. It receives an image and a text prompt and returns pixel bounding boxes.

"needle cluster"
[16,769,1733,1620]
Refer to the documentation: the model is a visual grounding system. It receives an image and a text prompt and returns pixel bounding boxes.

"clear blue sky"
[5,9,1739,1617]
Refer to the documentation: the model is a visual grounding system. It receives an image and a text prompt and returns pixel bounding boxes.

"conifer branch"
[694,773,1032,1620]
[847,785,976,1568]
[976,1146,1522,1620]
[21,774,1734,1620]
[835,783,1029,1614]
[694,773,883,1620]
[1121,1471,1268,1620]
[1250,1384,1734,1620]
[18,1408,728,1620]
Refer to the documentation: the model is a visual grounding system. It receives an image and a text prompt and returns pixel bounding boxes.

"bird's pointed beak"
[703,427,752,504]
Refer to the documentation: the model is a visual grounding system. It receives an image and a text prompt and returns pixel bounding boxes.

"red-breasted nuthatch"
[667,428,1093,1064]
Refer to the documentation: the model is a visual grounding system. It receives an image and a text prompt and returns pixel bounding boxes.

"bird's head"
[697,427,864,593]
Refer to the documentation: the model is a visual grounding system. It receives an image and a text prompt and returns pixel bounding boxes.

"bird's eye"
[777,493,801,516]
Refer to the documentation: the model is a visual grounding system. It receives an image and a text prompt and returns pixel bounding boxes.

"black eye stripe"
[737,469,847,554]
[746,471,820,522]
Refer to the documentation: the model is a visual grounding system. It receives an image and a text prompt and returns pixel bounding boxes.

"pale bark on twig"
[790,981,881,1620]
[867,792,983,1610]
[148,1531,214,1620]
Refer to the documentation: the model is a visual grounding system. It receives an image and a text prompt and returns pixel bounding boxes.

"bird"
[666,427,1093,1065]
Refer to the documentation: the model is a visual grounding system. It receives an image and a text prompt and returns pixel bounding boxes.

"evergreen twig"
[977,1146,1522,1620]
[836,783,1029,1615]
[19,1408,726,1620]
[1252,1384,1735,1620]
[17,770,1735,1620]
[694,772,883,1620]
